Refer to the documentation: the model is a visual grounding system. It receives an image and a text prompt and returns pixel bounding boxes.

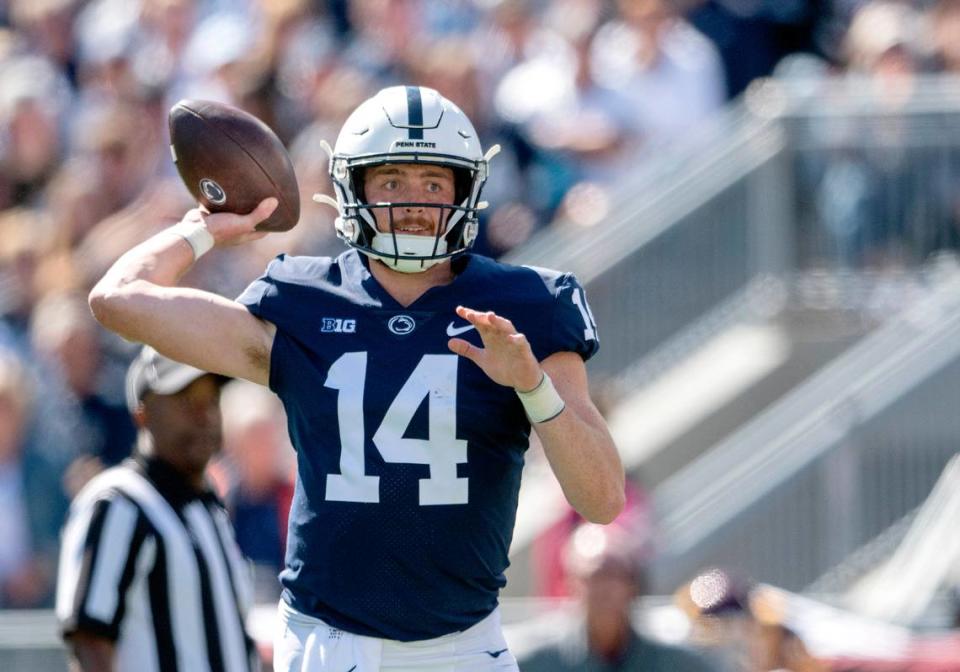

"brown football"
[168,99,300,232]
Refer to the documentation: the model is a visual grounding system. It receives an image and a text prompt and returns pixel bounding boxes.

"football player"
[89,86,625,671]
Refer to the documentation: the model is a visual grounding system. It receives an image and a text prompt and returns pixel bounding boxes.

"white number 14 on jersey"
[324,352,469,506]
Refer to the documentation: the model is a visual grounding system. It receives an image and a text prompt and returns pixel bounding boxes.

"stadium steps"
[635,307,867,489]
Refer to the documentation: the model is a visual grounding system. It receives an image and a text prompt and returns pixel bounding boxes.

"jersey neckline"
[349,249,476,311]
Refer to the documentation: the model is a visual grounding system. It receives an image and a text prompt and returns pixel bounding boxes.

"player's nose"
[403,192,427,211]
[401,205,428,224]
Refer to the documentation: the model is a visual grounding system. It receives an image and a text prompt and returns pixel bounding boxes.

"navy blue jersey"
[237,250,598,640]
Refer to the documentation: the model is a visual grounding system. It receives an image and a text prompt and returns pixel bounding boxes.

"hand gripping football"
[168,99,300,232]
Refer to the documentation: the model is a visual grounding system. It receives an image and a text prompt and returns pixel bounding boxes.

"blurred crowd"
[0,0,958,624]
[794,0,960,269]
[518,511,833,671]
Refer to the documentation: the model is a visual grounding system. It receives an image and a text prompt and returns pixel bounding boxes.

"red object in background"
[277,477,294,551]
[532,483,654,597]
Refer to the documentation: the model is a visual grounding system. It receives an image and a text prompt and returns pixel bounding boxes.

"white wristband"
[171,220,215,260]
[516,372,566,424]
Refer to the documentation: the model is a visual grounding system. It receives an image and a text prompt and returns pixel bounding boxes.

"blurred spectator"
[0,350,65,607]
[493,0,727,233]
[0,207,62,343]
[8,0,80,83]
[71,100,160,215]
[930,0,960,75]
[179,11,266,107]
[132,0,197,94]
[676,567,756,670]
[470,0,540,88]
[0,54,72,209]
[927,0,960,256]
[342,0,422,77]
[593,0,726,156]
[30,291,135,471]
[805,0,931,267]
[218,379,295,602]
[532,481,653,598]
[842,0,923,81]
[519,518,719,671]
[271,5,339,137]
[676,568,828,672]
[0,210,95,511]
[494,0,628,218]
[73,0,141,99]
[688,0,821,99]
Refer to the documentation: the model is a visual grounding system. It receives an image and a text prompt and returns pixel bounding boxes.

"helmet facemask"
[337,164,479,273]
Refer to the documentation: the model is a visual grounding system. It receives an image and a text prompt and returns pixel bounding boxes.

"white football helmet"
[315,86,499,273]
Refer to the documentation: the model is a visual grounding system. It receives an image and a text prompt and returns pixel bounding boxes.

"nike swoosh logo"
[485,648,509,658]
[446,321,476,337]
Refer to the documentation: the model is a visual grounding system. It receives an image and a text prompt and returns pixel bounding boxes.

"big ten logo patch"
[321,318,357,334]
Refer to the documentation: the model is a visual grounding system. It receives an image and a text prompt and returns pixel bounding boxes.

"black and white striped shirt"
[56,456,258,672]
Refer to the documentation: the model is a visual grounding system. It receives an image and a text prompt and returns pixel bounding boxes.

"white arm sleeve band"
[171,220,215,260]
[516,372,566,424]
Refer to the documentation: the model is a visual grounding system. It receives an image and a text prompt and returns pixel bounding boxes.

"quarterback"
[89,86,625,671]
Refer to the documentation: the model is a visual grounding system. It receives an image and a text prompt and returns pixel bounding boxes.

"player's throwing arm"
[90,100,298,385]
[88,199,279,386]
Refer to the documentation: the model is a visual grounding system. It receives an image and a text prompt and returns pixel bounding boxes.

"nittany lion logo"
[199,178,227,205]
[387,315,416,335]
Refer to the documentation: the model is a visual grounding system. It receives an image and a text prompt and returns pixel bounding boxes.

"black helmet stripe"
[405,86,423,139]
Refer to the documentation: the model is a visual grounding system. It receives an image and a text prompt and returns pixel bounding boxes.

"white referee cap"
[125,346,225,413]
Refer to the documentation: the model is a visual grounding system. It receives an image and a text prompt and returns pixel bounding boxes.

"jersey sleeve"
[234,254,315,395]
[56,494,152,642]
[539,272,599,362]
[235,255,285,324]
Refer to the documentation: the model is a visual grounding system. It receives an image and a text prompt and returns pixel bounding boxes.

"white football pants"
[274,600,518,672]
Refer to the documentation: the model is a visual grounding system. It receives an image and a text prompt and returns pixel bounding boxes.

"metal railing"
[0,597,688,672]
[648,267,960,592]
[506,106,794,384]
[845,453,960,625]
[0,611,66,671]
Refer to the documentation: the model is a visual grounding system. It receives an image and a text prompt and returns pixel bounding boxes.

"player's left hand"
[447,306,543,391]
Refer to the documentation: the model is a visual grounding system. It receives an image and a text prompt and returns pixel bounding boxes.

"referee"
[56,346,259,672]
